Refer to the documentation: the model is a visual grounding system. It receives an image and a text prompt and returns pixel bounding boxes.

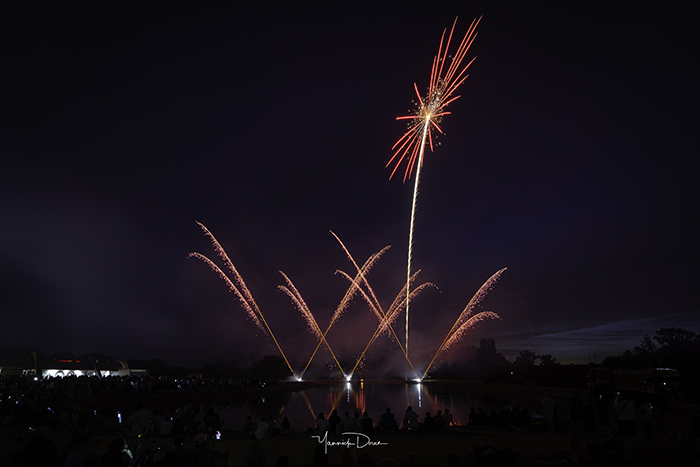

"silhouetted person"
[255,416,270,440]
[354,412,362,432]
[361,411,374,434]
[380,407,397,432]
[316,413,329,436]
[329,410,341,435]
[23,425,58,467]
[443,408,453,427]
[203,407,221,433]
[468,407,477,426]
[434,410,444,431]
[340,411,355,434]
[281,416,292,436]
[422,412,435,433]
[403,406,419,432]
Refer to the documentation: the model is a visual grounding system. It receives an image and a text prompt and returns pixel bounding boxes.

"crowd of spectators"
[2,374,699,466]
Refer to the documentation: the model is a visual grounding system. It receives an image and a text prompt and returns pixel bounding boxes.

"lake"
[211,381,513,432]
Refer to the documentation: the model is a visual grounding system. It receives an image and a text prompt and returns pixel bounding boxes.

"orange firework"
[388,17,481,365]
[422,268,506,380]
[278,270,347,375]
[190,222,298,379]
[387,16,481,181]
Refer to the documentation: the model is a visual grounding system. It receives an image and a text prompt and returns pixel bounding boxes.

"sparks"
[422,268,506,380]
[278,270,346,375]
[387,17,481,371]
[387,16,481,182]
[190,222,298,380]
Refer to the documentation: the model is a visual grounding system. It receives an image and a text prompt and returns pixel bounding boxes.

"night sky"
[1,2,697,370]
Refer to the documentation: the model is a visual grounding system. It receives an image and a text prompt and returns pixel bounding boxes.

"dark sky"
[1,2,697,371]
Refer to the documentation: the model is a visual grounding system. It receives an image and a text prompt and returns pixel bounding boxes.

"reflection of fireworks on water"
[389,17,482,362]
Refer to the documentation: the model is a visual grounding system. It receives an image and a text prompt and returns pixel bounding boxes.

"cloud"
[497,312,700,363]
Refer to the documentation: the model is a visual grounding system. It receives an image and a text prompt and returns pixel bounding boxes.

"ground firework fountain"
[190,222,504,381]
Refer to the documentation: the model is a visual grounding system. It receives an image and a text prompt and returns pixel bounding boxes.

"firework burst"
[387,16,481,181]
[388,17,481,364]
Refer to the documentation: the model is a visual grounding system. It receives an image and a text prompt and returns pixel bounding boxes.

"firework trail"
[330,232,421,375]
[189,222,297,379]
[441,312,501,351]
[344,270,435,377]
[278,271,323,340]
[330,232,385,316]
[299,240,389,378]
[388,17,481,362]
[331,245,390,326]
[278,271,346,375]
[447,268,506,333]
[194,222,263,321]
[422,268,506,379]
[187,253,265,332]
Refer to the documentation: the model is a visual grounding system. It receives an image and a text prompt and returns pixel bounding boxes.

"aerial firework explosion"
[388,17,482,362]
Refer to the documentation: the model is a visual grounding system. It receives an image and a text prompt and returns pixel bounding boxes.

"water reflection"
[214,382,507,432]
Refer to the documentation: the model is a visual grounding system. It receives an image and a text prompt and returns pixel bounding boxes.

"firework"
[442,312,501,351]
[388,17,481,364]
[190,225,504,381]
[387,17,481,181]
[330,233,421,376]
[190,222,297,379]
[345,270,436,377]
[422,268,506,379]
[298,237,389,379]
[278,270,346,375]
